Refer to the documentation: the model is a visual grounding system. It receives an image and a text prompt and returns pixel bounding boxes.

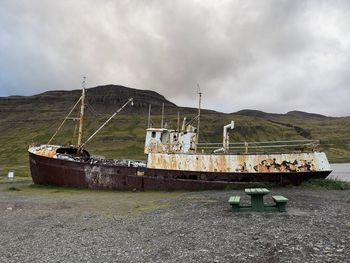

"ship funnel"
[223,121,235,152]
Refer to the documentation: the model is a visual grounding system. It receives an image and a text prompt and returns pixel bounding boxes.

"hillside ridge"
[1,84,347,118]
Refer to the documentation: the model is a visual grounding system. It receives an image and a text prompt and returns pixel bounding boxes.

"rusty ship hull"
[27,88,333,190]
[29,151,331,190]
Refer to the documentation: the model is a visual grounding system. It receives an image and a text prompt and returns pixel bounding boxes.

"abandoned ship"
[28,84,332,190]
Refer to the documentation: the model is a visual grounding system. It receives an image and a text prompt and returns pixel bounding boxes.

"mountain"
[0,84,349,177]
[234,109,284,119]
[0,84,219,119]
[234,109,329,119]
[0,85,176,115]
[285,111,327,118]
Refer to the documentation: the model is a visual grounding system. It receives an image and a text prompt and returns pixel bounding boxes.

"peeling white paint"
[147,152,331,173]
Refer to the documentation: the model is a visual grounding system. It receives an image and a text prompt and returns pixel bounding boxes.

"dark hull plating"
[29,152,331,190]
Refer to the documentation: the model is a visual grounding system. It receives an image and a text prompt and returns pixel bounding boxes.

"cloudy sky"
[1,0,349,116]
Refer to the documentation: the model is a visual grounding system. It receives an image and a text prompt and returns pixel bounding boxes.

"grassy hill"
[1,84,349,177]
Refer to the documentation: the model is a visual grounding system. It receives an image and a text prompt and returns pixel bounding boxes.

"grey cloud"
[0,0,349,116]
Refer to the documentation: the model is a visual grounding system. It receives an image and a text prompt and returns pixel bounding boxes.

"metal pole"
[177,111,180,131]
[148,104,151,128]
[77,77,86,146]
[196,84,202,150]
[161,102,164,128]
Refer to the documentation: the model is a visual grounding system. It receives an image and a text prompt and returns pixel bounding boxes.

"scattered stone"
[0,186,349,262]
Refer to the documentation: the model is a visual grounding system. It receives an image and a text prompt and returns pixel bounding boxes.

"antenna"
[161,102,164,128]
[196,84,202,148]
[177,111,180,131]
[148,104,151,128]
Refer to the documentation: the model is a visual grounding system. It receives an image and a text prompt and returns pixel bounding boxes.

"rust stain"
[147,152,329,173]
[253,159,315,173]
[29,151,332,189]
[35,149,57,158]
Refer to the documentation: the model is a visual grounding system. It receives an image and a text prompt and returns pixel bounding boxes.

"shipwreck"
[28,83,332,190]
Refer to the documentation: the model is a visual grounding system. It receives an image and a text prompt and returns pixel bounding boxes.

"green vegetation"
[1,86,350,177]
[7,186,21,191]
[302,179,350,190]
[1,181,184,216]
[1,111,350,177]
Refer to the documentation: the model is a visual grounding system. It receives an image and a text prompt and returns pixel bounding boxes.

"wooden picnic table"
[245,188,270,212]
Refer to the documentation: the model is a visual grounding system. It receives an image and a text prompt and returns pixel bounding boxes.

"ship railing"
[196,139,320,154]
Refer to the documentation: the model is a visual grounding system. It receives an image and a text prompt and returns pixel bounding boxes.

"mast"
[77,77,86,146]
[196,84,202,147]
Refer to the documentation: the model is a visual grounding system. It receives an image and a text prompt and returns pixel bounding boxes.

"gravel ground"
[0,180,349,263]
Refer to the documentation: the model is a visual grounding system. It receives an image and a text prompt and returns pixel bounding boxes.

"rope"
[47,97,82,144]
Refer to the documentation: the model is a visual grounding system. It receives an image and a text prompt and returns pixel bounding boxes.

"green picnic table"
[228,188,288,212]
[245,188,270,212]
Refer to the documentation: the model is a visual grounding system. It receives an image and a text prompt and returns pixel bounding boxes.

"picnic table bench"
[228,188,288,212]
[272,195,288,212]
[228,196,240,212]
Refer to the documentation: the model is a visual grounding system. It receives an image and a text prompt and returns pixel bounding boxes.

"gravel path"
[0,181,349,263]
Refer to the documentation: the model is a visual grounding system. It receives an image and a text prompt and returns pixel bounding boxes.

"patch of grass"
[25,184,112,195]
[130,200,172,215]
[1,175,185,215]
[7,186,21,191]
[7,182,185,216]
[0,176,32,184]
[345,223,350,229]
[302,179,350,190]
